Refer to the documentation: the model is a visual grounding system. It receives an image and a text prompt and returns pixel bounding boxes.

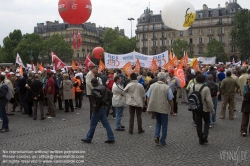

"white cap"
[10,72,15,75]
[38,71,42,74]
[1,72,6,76]
[28,68,32,71]
[16,69,20,73]
[5,70,9,73]
[51,70,56,73]
[31,71,35,73]
[16,73,21,77]
[214,67,217,69]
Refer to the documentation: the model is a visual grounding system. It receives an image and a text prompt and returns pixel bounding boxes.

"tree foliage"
[14,33,43,64]
[204,38,228,62]
[0,30,73,65]
[103,28,136,54]
[230,9,250,61]
[1,30,22,62]
[42,34,73,63]
[172,39,189,59]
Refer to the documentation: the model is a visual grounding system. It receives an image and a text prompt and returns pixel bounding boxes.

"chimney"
[160,10,162,14]
[150,10,153,15]
[203,4,207,10]
[218,4,220,8]
[225,1,229,8]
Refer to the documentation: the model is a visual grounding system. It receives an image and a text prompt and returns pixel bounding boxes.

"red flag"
[174,65,186,88]
[164,61,174,71]
[134,59,141,73]
[77,29,82,49]
[51,52,66,71]
[84,54,95,70]
[72,30,77,50]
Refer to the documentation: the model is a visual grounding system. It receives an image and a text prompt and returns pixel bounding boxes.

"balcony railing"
[136,21,233,33]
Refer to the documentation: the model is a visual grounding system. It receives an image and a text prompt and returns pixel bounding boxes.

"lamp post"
[128,17,134,38]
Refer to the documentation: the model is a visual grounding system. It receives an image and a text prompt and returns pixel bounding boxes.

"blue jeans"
[85,107,115,142]
[210,97,218,125]
[154,113,168,145]
[0,105,9,130]
[115,107,124,129]
[21,94,28,114]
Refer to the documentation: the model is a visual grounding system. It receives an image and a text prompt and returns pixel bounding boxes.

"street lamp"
[128,17,134,38]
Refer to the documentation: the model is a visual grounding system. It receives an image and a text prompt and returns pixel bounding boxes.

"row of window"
[140,28,225,39]
[141,36,225,47]
[197,8,236,18]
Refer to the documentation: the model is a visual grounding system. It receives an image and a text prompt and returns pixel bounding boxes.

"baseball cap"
[10,72,15,75]
[168,69,174,74]
[1,72,6,76]
[16,73,21,77]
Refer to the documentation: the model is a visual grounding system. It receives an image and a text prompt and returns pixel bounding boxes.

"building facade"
[135,0,242,61]
[34,21,125,59]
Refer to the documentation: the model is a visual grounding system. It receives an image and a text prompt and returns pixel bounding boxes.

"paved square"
[0,96,249,166]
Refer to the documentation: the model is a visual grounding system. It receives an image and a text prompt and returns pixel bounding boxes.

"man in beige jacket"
[86,65,98,120]
[146,72,174,146]
[238,67,248,97]
[124,73,145,134]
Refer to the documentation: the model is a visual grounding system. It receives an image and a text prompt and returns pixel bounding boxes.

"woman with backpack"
[240,75,250,137]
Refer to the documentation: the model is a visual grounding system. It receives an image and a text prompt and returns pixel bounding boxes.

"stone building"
[34,21,125,59]
[135,0,242,61]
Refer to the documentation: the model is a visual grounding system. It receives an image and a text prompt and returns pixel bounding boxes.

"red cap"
[47,69,51,73]
[108,74,113,78]
[6,73,11,77]
[168,69,174,74]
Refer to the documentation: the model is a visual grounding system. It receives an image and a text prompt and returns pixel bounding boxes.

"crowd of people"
[0,63,250,146]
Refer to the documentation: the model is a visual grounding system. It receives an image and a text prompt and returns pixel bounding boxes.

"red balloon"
[58,0,92,24]
[92,47,105,60]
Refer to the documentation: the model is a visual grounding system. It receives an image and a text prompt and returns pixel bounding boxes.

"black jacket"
[90,85,113,113]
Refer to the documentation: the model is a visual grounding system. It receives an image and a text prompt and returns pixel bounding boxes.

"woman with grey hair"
[207,74,219,128]
[60,74,74,112]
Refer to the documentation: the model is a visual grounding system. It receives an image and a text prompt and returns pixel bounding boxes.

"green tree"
[1,30,22,62]
[172,39,189,59]
[204,38,228,62]
[103,28,136,54]
[14,33,44,64]
[42,34,74,63]
[230,9,250,61]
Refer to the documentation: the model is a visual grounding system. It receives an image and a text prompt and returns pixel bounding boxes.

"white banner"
[104,51,168,69]
[226,62,231,65]
[197,57,216,65]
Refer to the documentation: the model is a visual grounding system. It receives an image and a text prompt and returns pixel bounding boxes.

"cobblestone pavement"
[0,96,249,166]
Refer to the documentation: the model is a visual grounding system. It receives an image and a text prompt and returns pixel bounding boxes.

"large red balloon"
[58,0,92,24]
[92,47,105,60]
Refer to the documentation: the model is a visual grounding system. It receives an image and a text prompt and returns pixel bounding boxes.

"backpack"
[1,83,12,101]
[79,81,85,90]
[188,85,206,112]
[138,76,145,86]
[207,82,218,97]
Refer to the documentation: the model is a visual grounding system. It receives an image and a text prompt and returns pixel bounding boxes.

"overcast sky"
[0,0,249,46]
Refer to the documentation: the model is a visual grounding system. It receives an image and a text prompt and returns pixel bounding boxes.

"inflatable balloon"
[92,47,105,60]
[161,0,196,31]
[58,0,92,24]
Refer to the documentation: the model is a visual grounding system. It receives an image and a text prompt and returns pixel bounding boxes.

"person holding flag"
[167,69,181,116]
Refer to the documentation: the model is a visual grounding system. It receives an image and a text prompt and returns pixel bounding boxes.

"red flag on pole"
[51,52,66,71]
[174,65,186,88]
[77,29,82,49]
[84,54,95,70]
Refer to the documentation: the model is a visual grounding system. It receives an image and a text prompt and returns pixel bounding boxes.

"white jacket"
[124,80,145,108]
[112,83,125,107]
